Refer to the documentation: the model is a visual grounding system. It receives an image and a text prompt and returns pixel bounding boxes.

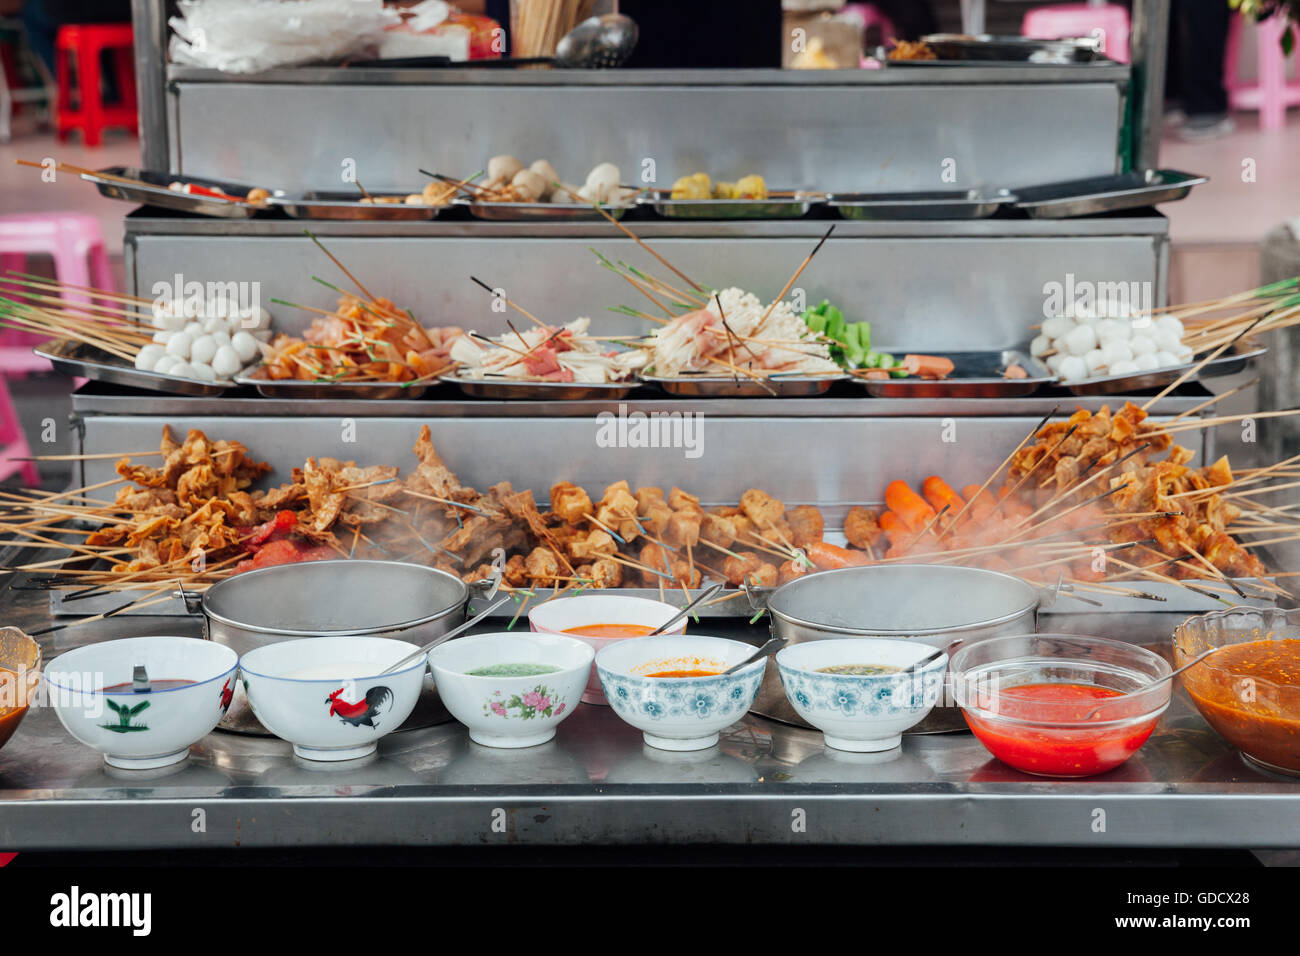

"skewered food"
[478,156,636,204]
[887,40,936,60]
[669,172,769,201]
[1032,309,1194,382]
[447,317,647,383]
[141,296,274,382]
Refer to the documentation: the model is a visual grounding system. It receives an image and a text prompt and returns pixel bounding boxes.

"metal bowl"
[753,564,1040,733]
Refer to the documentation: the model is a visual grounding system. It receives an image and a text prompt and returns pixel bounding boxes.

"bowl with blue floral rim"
[595,634,766,751]
[776,638,947,753]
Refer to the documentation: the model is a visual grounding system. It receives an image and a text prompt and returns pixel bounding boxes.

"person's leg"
[1178,0,1234,138]
[19,0,58,75]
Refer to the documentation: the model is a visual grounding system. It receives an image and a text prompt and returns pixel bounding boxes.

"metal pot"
[750,564,1041,733]
[181,560,494,732]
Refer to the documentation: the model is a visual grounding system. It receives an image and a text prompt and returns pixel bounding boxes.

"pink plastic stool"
[0,374,38,486]
[1226,14,1300,130]
[1022,3,1130,64]
[0,212,114,376]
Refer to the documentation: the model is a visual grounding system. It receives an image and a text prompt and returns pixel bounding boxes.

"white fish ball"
[231,330,260,364]
[135,344,166,371]
[1156,315,1185,339]
[1058,355,1088,381]
[1045,353,1065,373]
[202,314,227,334]
[209,329,231,348]
[1130,335,1157,356]
[169,362,196,379]
[1041,316,1073,340]
[189,334,218,367]
[152,329,174,345]
[1109,359,1138,375]
[211,345,242,379]
[1102,340,1133,365]
[151,304,187,331]
[1175,345,1195,363]
[1064,323,1097,356]
[183,321,204,337]
[190,363,216,382]
[1154,327,1183,353]
[585,162,620,190]
[1133,353,1160,371]
[252,329,272,343]
[151,356,178,375]
[1030,333,1052,358]
[1153,351,1182,369]
[1095,318,1122,340]
[241,306,272,331]
[1084,348,1108,374]
[165,331,194,360]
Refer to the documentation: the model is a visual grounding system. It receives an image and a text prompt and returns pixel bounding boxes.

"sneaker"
[1178,113,1236,141]
[1164,106,1186,127]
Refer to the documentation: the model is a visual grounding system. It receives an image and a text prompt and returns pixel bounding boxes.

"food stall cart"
[0,0,1295,857]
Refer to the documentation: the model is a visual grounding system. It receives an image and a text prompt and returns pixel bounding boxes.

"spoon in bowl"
[901,640,962,676]
[379,595,509,675]
[1082,647,1218,720]
[649,582,725,636]
[722,637,787,676]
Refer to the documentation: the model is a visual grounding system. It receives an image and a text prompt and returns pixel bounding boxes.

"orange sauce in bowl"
[564,623,656,639]
[646,669,722,679]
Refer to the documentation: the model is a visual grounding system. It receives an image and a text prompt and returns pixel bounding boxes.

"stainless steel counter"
[2,582,1297,850]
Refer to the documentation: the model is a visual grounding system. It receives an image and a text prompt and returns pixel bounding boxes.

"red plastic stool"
[54,23,137,146]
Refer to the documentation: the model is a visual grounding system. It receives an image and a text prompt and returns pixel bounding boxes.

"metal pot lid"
[766,564,1039,636]
[201,560,468,638]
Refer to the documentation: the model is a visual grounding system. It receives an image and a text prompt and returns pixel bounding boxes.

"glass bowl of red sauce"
[0,628,41,753]
[1175,608,1300,777]
[950,634,1172,778]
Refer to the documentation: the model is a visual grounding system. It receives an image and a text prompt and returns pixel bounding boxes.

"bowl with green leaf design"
[45,636,238,770]
[428,632,592,749]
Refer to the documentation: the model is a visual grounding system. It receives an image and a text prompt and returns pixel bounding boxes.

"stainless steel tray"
[888,34,1107,65]
[268,191,448,220]
[233,373,435,400]
[640,189,823,219]
[1012,169,1209,219]
[82,166,281,218]
[851,350,1051,398]
[828,189,1014,221]
[1059,344,1266,396]
[35,338,233,396]
[440,374,640,400]
[460,199,631,221]
[640,373,845,397]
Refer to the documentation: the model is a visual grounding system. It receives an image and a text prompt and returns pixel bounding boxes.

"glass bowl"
[1175,607,1300,777]
[950,633,1171,777]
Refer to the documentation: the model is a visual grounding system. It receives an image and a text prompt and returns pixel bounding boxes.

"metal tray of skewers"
[439,374,641,401]
[886,34,1108,65]
[35,339,233,397]
[852,351,1051,398]
[83,167,281,218]
[1012,169,1209,219]
[827,189,1015,221]
[639,373,847,398]
[232,372,438,400]
[1058,343,1267,396]
[267,191,450,221]
[639,190,825,220]
[458,198,633,221]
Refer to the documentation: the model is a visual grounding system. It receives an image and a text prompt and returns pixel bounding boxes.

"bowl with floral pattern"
[428,632,592,749]
[595,635,766,752]
[776,639,947,752]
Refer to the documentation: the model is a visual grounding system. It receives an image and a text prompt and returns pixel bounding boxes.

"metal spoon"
[722,637,787,676]
[1082,647,1218,720]
[649,582,725,636]
[554,14,639,69]
[901,640,961,676]
[379,595,509,675]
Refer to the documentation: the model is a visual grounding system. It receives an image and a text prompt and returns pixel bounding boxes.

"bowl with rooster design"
[240,636,425,761]
[776,639,946,752]
[45,636,238,770]
[428,632,593,749]
[596,635,766,751]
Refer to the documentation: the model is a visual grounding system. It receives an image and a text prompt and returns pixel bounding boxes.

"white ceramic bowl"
[45,636,238,770]
[776,639,947,752]
[529,595,686,705]
[240,636,425,761]
[595,634,765,751]
[428,632,592,749]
